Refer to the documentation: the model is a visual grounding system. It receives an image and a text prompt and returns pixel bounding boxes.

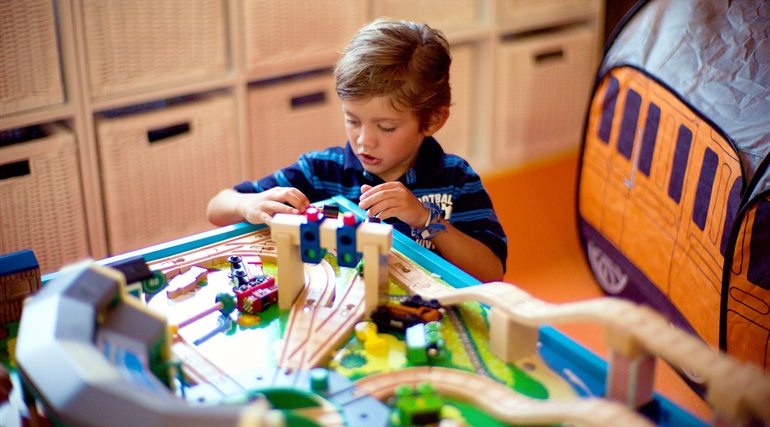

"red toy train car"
[234,274,277,314]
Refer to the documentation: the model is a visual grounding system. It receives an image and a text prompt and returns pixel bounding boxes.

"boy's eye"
[378,125,396,132]
[345,119,359,126]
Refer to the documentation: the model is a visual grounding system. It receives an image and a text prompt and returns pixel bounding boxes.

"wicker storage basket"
[0,0,64,117]
[248,72,347,179]
[434,44,473,159]
[371,0,479,32]
[80,0,228,99]
[495,26,597,167]
[497,0,599,27]
[0,124,88,274]
[95,95,239,254]
[244,0,366,73]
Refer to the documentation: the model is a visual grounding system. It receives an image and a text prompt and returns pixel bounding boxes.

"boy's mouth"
[358,153,381,166]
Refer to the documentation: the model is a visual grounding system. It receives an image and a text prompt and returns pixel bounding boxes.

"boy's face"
[342,96,428,182]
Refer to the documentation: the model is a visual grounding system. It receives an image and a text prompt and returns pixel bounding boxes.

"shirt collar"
[413,136,445,177]
[343,137,445,184]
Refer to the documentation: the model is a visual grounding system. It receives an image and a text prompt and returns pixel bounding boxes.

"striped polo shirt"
[234,137,508,269]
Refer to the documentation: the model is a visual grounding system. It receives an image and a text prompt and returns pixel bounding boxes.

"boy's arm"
[359,182,506,282]
[207,187,310,226]
[428,217,505,283]
[207,189,248,226]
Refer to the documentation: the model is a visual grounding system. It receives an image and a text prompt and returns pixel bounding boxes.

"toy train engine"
[234,278,278,315]
[401,294,443,312]
[228,255,278,314]
[406,321,450,366]
[390,382,444,426]
[371,299,443,333]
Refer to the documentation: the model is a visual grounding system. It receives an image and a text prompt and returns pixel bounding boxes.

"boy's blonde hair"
[334,19,451,131]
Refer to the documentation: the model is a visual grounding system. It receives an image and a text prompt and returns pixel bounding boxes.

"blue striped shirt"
[234,137,508,269]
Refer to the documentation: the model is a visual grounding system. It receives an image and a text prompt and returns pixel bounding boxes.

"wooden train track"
[145,230,770,424]
[388,251,770,422]
[354,367,654,427]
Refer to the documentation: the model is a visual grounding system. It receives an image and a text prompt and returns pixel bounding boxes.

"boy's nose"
[356,127,375,148]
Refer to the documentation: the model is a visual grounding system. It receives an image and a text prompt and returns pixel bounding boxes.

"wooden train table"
[8,197,769,427]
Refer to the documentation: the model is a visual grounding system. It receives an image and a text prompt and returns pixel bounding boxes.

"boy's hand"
[238,187,310,224]
[359,183,429,228]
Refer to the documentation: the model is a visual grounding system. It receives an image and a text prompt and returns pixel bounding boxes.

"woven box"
[434,44,473,159]
[371,0,479,32]
[495,26,597,167]
[0,124,88,274]
[80,0,228,99]
[248,72,347,179]
[498,0,600,27]
[0,0,64,117]
[244,0,366,73]
[95,95,240,254]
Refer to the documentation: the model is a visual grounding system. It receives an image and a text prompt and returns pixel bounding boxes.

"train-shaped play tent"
[577,0,769,376]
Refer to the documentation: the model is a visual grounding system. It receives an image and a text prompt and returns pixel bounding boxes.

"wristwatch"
[411,201,446,241]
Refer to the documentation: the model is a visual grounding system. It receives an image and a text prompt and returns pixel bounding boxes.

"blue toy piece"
[299,207,327,264]
[0,249,39,276]
[336,212,361,268]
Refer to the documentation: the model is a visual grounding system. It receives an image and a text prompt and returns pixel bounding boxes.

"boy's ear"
[423,107,450,136]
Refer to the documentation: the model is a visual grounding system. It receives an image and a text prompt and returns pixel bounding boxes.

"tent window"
[598,76,619,144]
[748,199,770,290]
[668,125,692,204]
[720,179,742,256]
[638,102,660,176]
[617,88,641,159]
[692,148,718,230]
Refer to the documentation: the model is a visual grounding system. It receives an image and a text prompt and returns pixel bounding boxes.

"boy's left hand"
[358,183,428,229]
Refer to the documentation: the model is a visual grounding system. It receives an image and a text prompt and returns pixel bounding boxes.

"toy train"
[234,279,278,315]
[406,321,449,366]
[228,255,278,315]
[371,296,443,333]
[390,382,444,426]
[401,294,442,311]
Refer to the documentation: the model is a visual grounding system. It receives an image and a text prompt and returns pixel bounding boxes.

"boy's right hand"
[237,187,310,224]
[358,182,429,229]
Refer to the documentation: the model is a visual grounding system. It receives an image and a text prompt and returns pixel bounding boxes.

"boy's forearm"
[207,189,246,226]
[431,220,505,283]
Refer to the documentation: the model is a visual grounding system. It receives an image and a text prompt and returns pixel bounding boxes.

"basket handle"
[147,122,191,143]
[291,91,327,109]
[0,160,30,180]
[534,48,564,63]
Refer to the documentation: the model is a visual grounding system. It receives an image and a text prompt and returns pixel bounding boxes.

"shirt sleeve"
[447,162,509,271]
[233,152,324,200]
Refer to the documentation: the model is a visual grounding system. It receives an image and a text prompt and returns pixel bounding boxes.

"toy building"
[0,249,41,324]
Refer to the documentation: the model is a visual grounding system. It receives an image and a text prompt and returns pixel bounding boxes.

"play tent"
[577,0,769,378]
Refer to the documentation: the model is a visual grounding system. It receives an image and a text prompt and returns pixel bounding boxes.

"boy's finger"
[270,201,301,215]
[359,184,373,196]
[286,195,309,212]
[289,188,311,207]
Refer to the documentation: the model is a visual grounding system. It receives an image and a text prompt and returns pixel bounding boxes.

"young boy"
[207,20,507,282]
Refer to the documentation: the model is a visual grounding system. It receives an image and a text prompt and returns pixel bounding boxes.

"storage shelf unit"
[0,1,64,117]
[0,124,89,274]
[0,0,603,273]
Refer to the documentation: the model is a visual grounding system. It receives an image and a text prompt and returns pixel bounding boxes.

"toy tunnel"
[576,0,770,380]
